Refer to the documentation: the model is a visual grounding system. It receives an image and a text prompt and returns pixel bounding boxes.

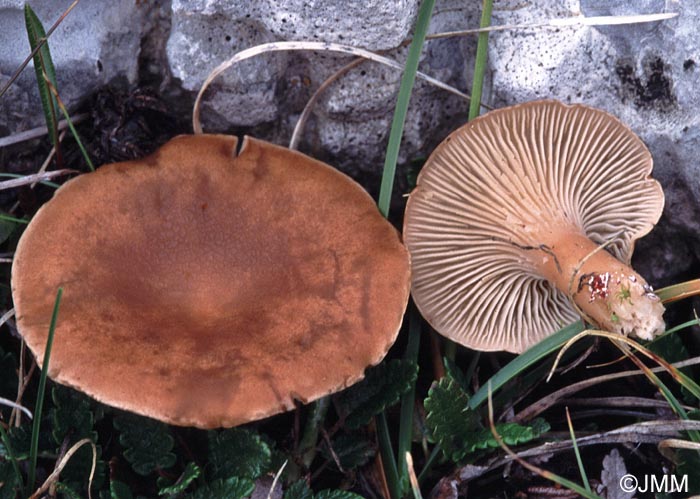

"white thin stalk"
[192,41,470,133]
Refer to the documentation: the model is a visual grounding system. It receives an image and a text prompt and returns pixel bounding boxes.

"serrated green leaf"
[24,4,60,148]
[208,428,271,481]
[186,476,255,499]
[110,479,134,499]
[51,386,96,445]
[528,417,550,436]
[49,386,105,490]
[320,433,375,471]
[337,359,418,429]
[114,415,176,476]
[0,460,20,499]
[315,490,365,499]
[158,462,201,496]
[466,419,551,452]
[55,481,82,499]
[6,424,31,461]
[424,376,480,462]
[283,480,313,499]
[443,358,470,394]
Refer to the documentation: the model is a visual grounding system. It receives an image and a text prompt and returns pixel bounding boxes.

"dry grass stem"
[516,355,700,422]
[0,114,87,149]
[0,396,32,419]
[29,437,96,499]
[192,41,470,133]
[266,460,287,499]
[289,57,365,150]
[0,169,75,192]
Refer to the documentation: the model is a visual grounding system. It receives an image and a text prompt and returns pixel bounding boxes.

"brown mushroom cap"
[404,100,664,353]
[12,135,410,428]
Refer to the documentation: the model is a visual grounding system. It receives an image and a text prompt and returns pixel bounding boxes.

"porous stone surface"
[165,0,474,176]
[487,0,698,285]
[0,0,150,135]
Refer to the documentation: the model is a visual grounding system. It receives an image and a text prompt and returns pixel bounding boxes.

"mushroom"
[12,134,411,428]
[403,100,665,353]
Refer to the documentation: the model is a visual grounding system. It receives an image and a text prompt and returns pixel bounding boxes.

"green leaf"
[49,386,105,490]
[55,481,82,499]
[649,333,695,403]
[337,359,418,429]
[443,358,470,394]
[186,476,255,499]
[114,415,176,476]
[6,424,31,461]
[158,462,201,496]
[24,4,60,148]
[466,418,551,452]
[51,386,96,445]
[320,433,375,471]
[0,220,16,247]
[676,449,700,493]
[208,428,271,480]
[424,375,481,462]
[0,460,20,499]
[315,490,365,499]
[109,479,134,499]
[284,481,313,499]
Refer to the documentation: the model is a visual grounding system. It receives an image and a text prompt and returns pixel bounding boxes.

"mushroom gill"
[403,100,665,353]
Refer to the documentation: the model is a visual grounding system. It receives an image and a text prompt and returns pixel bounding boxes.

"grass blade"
[397,306,421,494]
[24,4,61,156]
[487,385,604,499]
[376,0,436,217]
[377,412,400,499]
[469,321,585,409]
[656,279,700,304]
[566,407,591,493]
[44,77,95,171]
[26,287,63,496]
[375,1,435,494]
[0,213,29,224]
[467,0,494,120]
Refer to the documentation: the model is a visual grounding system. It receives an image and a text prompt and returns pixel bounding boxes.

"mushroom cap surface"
[12,135,411,428]
[404,100,664,353]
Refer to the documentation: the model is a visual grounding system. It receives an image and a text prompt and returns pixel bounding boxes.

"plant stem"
[468,0,494,120]
[299,397,330,469]
[26,287,63,497]
[469,321,585,410]
[377,0,436,217]
[377,412,401,499]
[397,307,421,494]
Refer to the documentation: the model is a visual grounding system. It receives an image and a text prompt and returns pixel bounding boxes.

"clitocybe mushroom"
[12,134,411,428]
[404,100,665,353]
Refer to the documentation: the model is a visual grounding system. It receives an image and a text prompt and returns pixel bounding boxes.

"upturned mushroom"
[12,134,411,428]
[404,100,665,353]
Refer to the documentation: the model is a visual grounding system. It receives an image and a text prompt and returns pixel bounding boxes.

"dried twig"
[0,169,76,191]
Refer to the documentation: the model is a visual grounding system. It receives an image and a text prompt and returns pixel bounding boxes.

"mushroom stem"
[533,228,665,340]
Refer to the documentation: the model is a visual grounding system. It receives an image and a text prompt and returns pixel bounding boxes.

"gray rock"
[487,0,699,284]
[165,0,477,175]
[166,0,426,135]
[0,0,150,135]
